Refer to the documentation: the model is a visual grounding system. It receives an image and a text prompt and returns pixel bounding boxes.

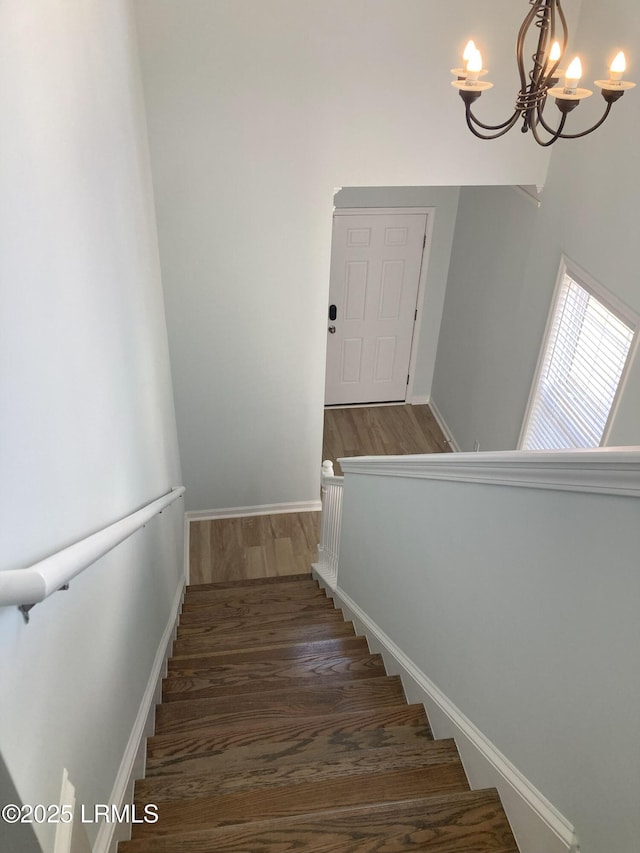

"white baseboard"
[329,584,580,853]
[427,397,462,452]
[93,578,185,853]
[53,768,75,853]
[311,562,337,594]
[183,510,190,586]
[409,395,430,405]
[325,402,406,409]
[186,500,322,522]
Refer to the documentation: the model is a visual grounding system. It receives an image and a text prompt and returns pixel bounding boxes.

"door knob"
[328,325,336,334]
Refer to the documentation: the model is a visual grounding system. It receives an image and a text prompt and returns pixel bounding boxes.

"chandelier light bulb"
[609,51,626,82]
[466,49,483,84]
[549,41,562,62]
[545,40,563,76]
[564,56,583,93]
[463,40,477,62]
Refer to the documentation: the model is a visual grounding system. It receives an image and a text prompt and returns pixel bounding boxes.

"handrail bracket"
[18,583,70,624]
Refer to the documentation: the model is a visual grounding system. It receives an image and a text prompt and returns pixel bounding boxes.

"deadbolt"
[328,325,336,334]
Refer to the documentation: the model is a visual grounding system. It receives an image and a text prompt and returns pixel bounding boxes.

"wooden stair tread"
[187,572,312,588]
[119,789,518,853]
[121,573,519,853]
[176,607,345,635]
[180,594,334,620]
[131,765,471,837]
[172,619,357,655]
[184,576,317,596]
[135,738,461,803]
[148,705,432,773]
[168,635,370,669]
[145,724,434,780]
[162,652,386,700]
[155,676,406,734]
[182,581,327,606]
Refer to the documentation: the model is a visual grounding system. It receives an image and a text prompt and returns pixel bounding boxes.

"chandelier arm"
[535,97,560,134]
[555,1,568,53]
[534,95,614,139]
[529,111,568,146]
[549,101,614,139]
[465,106,522,140]
[541,1,568,86]
[465,107,522,132]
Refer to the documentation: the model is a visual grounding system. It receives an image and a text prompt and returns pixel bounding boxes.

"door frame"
[330,206,435,404]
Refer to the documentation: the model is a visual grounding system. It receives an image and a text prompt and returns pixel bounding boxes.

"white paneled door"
[325,211,427,405]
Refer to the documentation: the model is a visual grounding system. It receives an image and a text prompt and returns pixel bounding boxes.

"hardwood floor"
[323,404,449,475]
[189,513,320,585]
[189,404,450,584]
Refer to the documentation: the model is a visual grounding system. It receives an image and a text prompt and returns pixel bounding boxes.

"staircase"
[119,573,519,853]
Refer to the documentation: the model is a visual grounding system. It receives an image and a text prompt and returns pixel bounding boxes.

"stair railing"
[0,486,185,621]
[313,460,344,589]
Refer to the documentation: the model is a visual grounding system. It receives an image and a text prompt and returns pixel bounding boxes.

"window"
[521,260,637,450]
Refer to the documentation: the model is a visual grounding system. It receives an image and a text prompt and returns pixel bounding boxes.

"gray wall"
[0,754,40,853]
[334,187,460,401]
[133,0,575,512]
[0,3,183,849]
[432,0,640,451]
[338,469,640,853]
[431,186,539,450]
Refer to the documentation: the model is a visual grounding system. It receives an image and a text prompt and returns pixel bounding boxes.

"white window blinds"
[522,271,635,450]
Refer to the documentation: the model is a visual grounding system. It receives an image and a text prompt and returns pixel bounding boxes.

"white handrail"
[338,446,640,497]
[0,486,185,610]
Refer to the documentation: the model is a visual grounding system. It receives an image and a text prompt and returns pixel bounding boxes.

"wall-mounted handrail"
[0,486,185,616]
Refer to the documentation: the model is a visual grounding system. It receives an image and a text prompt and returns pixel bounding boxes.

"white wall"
[0,3,183,850]
[337,467,640,853]
[133,0,582,511]
[432,0,640,451]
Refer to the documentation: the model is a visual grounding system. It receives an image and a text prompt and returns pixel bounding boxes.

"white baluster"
[316,461,343,588]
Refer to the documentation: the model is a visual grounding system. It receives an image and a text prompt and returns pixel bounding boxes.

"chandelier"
[451,0,635,146]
